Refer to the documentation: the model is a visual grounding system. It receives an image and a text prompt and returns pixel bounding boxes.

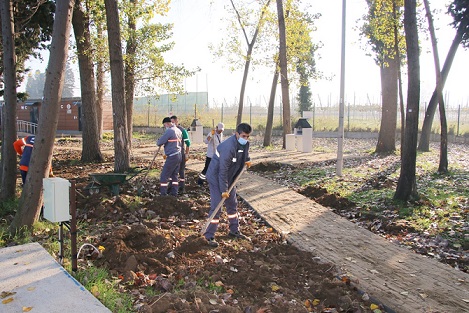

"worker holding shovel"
[157,117,182,197]
[203,123,252,247]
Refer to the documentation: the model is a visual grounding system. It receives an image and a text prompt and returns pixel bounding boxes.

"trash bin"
[189,118,203,144]
[294,118,312,153]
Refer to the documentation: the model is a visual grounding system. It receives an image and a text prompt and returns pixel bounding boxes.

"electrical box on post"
[43,178,71,222]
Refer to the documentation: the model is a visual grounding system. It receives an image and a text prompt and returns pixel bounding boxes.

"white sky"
[22,0,469,108]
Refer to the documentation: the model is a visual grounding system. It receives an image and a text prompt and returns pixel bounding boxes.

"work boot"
[197,178,204,186]
[228,231,249,240]
[178,186,185,195]
[207,237,218,248]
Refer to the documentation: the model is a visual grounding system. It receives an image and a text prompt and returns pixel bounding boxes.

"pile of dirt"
[50,148,378,313]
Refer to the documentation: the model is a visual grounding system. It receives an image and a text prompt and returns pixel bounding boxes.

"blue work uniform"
[157,125,182,196]
[204,134,250,240]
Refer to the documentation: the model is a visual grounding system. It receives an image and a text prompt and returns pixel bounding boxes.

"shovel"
[137,146,161,196]
[200,165,248,235]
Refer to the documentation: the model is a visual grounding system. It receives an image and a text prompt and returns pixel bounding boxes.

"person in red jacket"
[14,136,53,185]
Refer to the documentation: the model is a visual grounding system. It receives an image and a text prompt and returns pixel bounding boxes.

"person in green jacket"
[171,115,191,195]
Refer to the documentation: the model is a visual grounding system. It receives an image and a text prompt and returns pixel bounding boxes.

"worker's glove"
[245,161,252,169]
[211,129,215,135]
[222,191,230,199]
[163,155,167,160]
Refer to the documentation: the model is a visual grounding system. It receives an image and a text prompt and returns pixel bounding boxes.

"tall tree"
[418,0,469,152]
[0,0,54,202]
[104,0,130,172]
[423,0,448,172]
[210,0,272,126]
[72,0,103,162]
[277,0,291,148]
[361,0,405,153]
[10,0,75,233]
[0,0,18,201]
[262,1,319,147]
[394,0,420,201]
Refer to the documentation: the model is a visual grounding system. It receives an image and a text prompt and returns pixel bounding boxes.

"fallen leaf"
[26,287,35,291]
[215,281,224,287]
[209,298,217,305]
[271,284,280,292]
[23,307,33,312]
[1,291,16,299]
[370,303,379,310]
[91,285,99,297]
[2,297,14,304]
[304,299,311,308]
[312,298,320,306]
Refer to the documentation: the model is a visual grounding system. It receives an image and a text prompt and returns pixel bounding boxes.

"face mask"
[238,137,248,145]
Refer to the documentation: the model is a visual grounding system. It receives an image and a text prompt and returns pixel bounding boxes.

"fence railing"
[17,120,38,135]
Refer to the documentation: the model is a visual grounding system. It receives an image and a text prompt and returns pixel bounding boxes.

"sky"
[22,0,469,108]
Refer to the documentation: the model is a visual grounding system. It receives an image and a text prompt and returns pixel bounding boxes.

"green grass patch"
[74,266,133,313]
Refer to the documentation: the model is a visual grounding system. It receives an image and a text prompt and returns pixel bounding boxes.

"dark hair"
[236,123,252,134]
[170,115,177,120]
[162,117,171,124]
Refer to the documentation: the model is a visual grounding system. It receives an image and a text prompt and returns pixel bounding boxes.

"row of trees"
[0,0,468,233]
[360,0,469,200]
[0,0,195,233]
[26,61,76,98]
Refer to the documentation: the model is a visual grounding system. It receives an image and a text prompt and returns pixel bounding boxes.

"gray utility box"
[43,178,71,222]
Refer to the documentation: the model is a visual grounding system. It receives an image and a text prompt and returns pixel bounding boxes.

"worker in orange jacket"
[14,136,53,185]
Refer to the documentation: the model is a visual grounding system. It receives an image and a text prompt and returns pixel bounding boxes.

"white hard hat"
[217,122,224,131]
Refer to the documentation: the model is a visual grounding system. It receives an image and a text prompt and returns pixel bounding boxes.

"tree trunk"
[124,0,137,145]
[394,0,405,151]
[375,55,398,153]
[104,0,130,172]
[72,0,103,162]
[394,0,420,201]
[417,18,468,152]
[236,45,252,126]
[423,0,448,173]
[96,24,105,138]
[10,0,75,233]
[0,0,18,201]
[277,0,291,149]
[263,67,279,147]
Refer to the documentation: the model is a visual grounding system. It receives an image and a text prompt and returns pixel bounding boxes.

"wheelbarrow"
[86,170,144,196]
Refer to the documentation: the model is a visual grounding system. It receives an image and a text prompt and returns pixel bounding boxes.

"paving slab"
[0,242,111,313]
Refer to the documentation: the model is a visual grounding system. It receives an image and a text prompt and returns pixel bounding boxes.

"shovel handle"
[140,146,161,182]
[201,165,248,235]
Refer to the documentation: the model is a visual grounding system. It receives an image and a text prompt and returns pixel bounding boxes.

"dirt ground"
[42,142,382,313]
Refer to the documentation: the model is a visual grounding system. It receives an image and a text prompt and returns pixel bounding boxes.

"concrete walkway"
[0,242,111,313]
[186,152,469,313]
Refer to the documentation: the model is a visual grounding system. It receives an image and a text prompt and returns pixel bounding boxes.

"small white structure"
[286,134,296,151]
[43,177,70,222]
[293,118,313,153]
[189,118,203,144]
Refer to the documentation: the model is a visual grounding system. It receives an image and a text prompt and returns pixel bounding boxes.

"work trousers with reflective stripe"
[160,153,181,196]
[204,179,239,240]
[178,151,186,190]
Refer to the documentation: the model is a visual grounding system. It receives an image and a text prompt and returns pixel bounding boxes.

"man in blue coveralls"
[203,123,252,247]
[157,117,182,196]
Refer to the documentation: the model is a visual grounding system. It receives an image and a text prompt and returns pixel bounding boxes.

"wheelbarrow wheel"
[85,183,100,195]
